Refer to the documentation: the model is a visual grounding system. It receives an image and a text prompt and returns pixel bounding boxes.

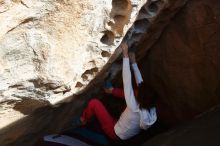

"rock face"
[0,0,181,145]
[139,0,220,124]
[0,0,149,128]
[142,106,220,146]
[0,0,146,105]
[0,0,186,106]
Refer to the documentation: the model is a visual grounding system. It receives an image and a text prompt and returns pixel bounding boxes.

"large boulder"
[142,106,220,146]
[0,0,147,105]
[139,0,220,124]
[1,0,187,145]
[0,0,149,129]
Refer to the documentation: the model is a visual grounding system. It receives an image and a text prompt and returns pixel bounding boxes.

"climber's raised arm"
[121,43,138,111]
[129,52,143,86]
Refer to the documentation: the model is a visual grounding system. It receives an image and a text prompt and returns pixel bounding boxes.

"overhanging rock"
[0,0,181,106]
[0,0,149,105]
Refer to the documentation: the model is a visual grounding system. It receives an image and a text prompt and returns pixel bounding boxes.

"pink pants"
[81,88,124,139]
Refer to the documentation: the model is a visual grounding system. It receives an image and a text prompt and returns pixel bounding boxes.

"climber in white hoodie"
[79,42,157,140]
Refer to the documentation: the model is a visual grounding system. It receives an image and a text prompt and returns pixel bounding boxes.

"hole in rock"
[100,31,115,45]
[21,17,35,25]
[112,0,129,10]
[83,67,99,75]
[148,2,159,13]
[133,19,150,33]
[81,74,88,80]
[112,15,127,35]
[101,50,111,58]
[75,82,83,88]
[137,3,155,20]
[81,67,99,81]
[113,15,126,23]
[107,21,114,27]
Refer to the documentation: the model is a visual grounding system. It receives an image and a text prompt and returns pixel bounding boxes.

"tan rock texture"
[139,0,220,124]
[0,0,149,129]
[0,0,143,105]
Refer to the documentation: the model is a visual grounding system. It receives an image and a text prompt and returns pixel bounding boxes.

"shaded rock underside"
[139,0,220,124]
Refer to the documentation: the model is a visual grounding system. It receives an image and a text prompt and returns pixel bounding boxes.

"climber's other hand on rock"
[129,52,136,64]
[120,42,128,58]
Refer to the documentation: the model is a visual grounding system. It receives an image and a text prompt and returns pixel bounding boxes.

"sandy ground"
[0,102,25,129]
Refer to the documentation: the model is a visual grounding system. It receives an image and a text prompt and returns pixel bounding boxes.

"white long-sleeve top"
[114,58,157,140]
